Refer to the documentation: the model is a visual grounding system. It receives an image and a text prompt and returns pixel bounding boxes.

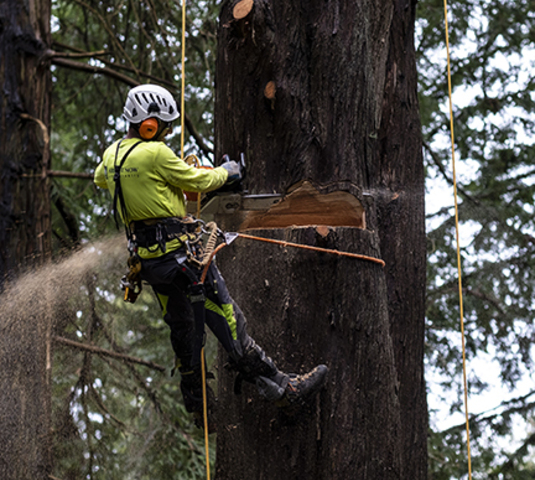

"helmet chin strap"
[156,123,173,141]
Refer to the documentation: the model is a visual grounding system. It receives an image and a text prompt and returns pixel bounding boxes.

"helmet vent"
[132,108,138,117]
[148,102,161,114]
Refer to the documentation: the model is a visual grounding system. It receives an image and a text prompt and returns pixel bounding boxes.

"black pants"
[139,248,287,411]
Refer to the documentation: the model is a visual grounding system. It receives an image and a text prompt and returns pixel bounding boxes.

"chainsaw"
[187,153,281,218]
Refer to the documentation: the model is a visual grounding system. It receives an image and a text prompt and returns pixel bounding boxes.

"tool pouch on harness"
[121,255,143,303]
[120,218,200,304]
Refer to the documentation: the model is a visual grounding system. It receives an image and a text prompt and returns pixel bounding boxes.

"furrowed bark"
[214,0,426,478]
[216,227,402,479]
[0,1,53,479]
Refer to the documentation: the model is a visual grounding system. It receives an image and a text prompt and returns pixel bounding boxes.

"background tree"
[1,0,535,478]
[0,2,52,276]
[213,0,425,478]
[418,0,535,477]
[0,0,53,478]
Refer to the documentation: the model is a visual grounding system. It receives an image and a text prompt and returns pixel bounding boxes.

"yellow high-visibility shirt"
[94,138,228,258]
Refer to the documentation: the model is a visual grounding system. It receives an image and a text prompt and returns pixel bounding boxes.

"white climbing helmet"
[123,84,179,124]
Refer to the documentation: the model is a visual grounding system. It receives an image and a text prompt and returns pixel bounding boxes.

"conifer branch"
[422,139,479,205]
[48,170,94,179]
[49,55,213,155]
[54,336,166,372]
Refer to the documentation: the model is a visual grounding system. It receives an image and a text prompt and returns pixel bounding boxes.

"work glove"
[221,158,243,183]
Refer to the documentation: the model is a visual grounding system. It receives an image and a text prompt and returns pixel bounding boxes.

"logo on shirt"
[105,166,139,179]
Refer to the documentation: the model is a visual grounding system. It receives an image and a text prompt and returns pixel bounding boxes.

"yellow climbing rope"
[201,352,211,479]
[443,1,473,478]
[179,0,211,477]
[180,0,187,162]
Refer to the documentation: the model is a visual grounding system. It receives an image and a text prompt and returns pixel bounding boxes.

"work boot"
[275,364,329,415]
[180,368,217,434]
[228,342,281,396]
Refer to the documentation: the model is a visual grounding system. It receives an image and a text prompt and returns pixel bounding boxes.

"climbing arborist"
[93,84,328,431]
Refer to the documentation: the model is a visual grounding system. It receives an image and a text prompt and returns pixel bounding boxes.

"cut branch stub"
[233,0,254,20]
[264,81,276,100]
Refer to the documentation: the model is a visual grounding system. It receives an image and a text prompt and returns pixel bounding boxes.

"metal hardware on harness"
[121,255,143,303]
[223,232,239,245]
[127,238,137,255]
[185,221,222,269]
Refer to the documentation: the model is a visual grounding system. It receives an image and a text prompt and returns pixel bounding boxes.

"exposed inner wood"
[315,225,330,237]
[239,181,366,230]
[264,81,276,100]
[233,0,254,20]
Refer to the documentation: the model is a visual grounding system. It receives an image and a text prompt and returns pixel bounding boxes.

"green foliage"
[48,0,535,476]
[51,264,218,479]
[419,0,535,476]
[49,1,219,478]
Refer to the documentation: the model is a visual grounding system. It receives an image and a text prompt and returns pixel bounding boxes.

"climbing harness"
[120,216,206,303]
[112,139,143,236]
[443,0,472,477]
[111,138,145,303]
[131,217,201,253]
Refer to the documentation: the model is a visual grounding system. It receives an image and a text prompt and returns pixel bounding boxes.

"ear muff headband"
[139,118,160,140]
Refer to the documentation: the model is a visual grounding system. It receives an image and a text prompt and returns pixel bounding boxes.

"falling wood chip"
[316,225,330,238]
[240,181,366,230]
[233,0,254,20]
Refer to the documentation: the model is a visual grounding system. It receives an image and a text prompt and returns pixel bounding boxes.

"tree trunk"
[0,1,52,478]
[214,0,425,479]
[0,0,52,278]
[216,228,402,479]
[374,2,428,478]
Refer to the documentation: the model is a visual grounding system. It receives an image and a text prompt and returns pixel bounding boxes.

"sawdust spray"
[0,234,128,479]
[0,235,127,331]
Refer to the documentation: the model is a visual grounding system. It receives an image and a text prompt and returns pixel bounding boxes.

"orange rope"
[237,233,385,267]
[200,230,384,283]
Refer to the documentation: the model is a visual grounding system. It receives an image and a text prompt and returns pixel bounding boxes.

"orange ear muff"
[139,118,160,140]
